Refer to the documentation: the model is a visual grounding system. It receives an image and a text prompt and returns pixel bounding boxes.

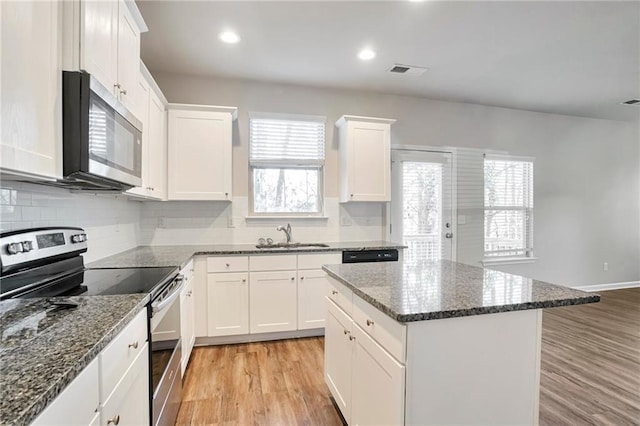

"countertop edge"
[323,267,601,323]
[13,295,150,426]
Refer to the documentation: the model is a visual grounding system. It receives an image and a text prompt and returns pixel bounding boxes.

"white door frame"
[385,145,457,262]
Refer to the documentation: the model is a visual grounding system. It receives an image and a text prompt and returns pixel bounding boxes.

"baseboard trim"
[572,281,640,292]
[194,328,324,346]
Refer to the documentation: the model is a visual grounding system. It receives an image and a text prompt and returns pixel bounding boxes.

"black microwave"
[61,71,142,190]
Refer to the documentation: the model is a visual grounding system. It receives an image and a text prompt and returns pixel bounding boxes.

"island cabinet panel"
[404,309,542,426]
[352,295,406,362]
[351,324,405,426]
[324,299,354,424]
[31,357,100,426]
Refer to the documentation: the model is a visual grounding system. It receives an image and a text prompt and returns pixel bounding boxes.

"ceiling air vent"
[621,99,640,105]
[388,63,428,76]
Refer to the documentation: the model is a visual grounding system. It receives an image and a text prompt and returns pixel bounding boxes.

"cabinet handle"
[120,89,127,96]
[366,319,374,326]
[114,83,121,89]
[331,290,338,295]
[107,415,120,425]
[226,263,230,267]
[349,335,355,341]
[350,194,354,198]
[291,277,295,281]
[242,279,246,282]
[128,341,139,349]
[300,276,304,280]
[343,329,350,335]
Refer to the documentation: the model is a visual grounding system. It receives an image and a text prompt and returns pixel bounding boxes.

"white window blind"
[249,118,325,165]
[484,155,534,258]
[249,115,325,215]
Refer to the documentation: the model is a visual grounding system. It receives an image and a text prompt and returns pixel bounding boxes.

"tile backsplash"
[0,181,141,263]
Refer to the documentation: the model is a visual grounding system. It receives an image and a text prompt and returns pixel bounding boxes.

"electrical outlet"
[340,215,353,227]
[603,262,609,271]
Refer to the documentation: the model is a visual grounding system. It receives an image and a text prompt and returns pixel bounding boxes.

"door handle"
[445,233,453,239]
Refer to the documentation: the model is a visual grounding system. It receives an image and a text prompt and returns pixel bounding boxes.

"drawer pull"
[226,263,230,267]
[331,290,338,295]
[128,341,139,349]
[291,277,295,281]
[349,335,355,341]
[366,319,374,326]
[343,329,350,335]
[107,415,120,425]
[300,276,305,280]
[242,278,246,283]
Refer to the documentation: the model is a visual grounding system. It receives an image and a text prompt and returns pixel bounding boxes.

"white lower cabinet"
[101,343,150,426]
[32,309,150,426]
[249,270,298,333]
[325,281,406,426]
[32,358,100,426]
[324,299,354,424]
[180,262,196,377]
[207,272,249,336]
[351,325,405,426]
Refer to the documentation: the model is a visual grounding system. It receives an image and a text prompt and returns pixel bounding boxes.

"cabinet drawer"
[101,309,148,400]
[181,259,194,282]
[102,343,150,426]
[207,256,248,273]
[327,276,353,316]
[297,253,342,270]
[352,295,406,363]
[249,254,297,271]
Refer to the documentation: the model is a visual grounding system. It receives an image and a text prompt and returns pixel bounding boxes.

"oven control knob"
[21,241,34,252]
[71,234,86,243]
[6,242,23,254]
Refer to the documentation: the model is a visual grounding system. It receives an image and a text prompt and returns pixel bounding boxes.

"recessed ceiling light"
[219,31,240,44]
[358,48,376,61]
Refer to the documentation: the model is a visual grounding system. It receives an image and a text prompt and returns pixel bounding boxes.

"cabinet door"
[324,299,353,424]
[101,344,150,426]
[1,0,61,179]
[249,271,297,334]
[147,89,167,199]
[31,357,100,426]
[180,277,195,377]
[207,272,248,336]
[347,121,391,202]
[298,269,329,330]
[125,72,151,198]
[115,0,140,110]
[80,0,118,93]
[351,324,405,426]
[167,109,232,201]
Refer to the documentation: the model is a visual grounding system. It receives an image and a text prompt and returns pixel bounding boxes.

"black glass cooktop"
[1,265,178,300]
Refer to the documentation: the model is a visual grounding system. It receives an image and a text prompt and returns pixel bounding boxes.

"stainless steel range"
[0,227,183,426]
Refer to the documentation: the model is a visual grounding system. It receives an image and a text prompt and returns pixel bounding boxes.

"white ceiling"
[138,1,640,122]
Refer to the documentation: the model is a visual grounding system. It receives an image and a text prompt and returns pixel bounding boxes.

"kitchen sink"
[255,242,330,249]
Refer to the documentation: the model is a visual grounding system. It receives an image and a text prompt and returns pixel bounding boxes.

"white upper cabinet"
[1,0,62,179]
[336,115,396,202]
[126,63,167,200]
[167,105,237,201]
[66,0,147,108]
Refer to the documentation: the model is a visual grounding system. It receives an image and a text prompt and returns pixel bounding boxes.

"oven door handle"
[151,276,184,316]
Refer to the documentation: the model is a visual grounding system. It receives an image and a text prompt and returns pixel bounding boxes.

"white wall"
[0,181,141,263]
[152,71,640,287]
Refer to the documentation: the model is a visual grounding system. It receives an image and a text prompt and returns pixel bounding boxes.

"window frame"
[482,154,536,265]
[248,112,326,217]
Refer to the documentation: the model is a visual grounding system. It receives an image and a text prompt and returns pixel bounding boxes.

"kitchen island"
[322,260,599,425]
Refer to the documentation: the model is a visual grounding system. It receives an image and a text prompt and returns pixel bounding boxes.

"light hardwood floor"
[177,288,640,425]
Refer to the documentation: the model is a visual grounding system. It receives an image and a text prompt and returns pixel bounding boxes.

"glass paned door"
[391,150,454,263]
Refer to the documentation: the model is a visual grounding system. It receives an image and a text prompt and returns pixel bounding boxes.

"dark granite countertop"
[87,241,405,269]
[323,260,599,322]
[0,294,149,426]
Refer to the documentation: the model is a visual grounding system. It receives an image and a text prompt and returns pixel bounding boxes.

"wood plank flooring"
[177,288,640,425]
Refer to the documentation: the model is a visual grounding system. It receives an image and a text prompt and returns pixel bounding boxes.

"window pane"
[402,161,442,263]
[250,119,325,162]
[484,160,533,208]
[253,168,320,213]
[484,209,531,256]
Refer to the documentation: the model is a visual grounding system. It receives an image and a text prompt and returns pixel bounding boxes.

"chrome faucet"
[276,223,292,244]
